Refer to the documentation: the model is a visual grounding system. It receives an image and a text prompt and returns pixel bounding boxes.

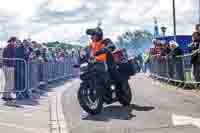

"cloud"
[0,0,198,42]
[47,0,84,12]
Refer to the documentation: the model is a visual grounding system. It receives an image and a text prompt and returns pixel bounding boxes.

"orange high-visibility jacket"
[90,40,107,62]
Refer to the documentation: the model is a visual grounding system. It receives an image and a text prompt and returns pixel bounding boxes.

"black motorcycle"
[76,46,135,115]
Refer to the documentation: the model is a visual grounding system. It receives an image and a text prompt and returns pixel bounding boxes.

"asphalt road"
[62,74,200,133]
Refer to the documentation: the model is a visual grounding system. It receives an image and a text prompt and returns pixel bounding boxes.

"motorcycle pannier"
[112,49,128,64]
[112,49,136,76]
[118,61,136,76]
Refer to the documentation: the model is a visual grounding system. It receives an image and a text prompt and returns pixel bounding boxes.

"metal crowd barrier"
[39,57,74,82]
[0,57,76,99]
[149,49,200,89]
[0,58,28,98]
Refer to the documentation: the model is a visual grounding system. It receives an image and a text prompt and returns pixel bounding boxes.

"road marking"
[172,114,200,128]
[50,79,79,133]
[0,109,35,117]
[0,122,40,132]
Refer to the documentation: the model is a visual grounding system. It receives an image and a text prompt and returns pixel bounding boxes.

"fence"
[0,56,76,99]
[148,49,200,89]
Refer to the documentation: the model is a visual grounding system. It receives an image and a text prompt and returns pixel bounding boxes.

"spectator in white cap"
[169,40,184,80]
[169,41,179,49]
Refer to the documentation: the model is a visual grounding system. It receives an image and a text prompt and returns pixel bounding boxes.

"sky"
[0,0,199,44]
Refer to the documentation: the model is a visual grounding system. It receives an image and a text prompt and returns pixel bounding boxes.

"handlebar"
[95,43,116,56]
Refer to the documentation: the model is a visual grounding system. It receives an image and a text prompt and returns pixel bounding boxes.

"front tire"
[78,82,103,115]
[119,82,132,106]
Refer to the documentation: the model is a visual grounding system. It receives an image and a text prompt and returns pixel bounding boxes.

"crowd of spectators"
[1,37,79,64]
[147,24,200,83]
[2,36,79,101]
[149,39,181,57]
[148,38,183,63]
[147,38,184,81]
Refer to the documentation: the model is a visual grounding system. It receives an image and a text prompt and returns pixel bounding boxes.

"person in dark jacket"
[23,40,33,61]
[165,43,171,55]
[2,37,17,101]
[42,48,48,62]
[169,41,184,81]
[189,31,200,81]
[31,41,41,60]
[15,40,32,99]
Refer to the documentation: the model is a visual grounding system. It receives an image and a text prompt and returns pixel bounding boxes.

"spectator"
[56,49,65,62]
[32,41,41,58]
[163,42,172,78]
[52,49,57,60]
[31,41,44,62]
[165,43,171,55]
[56,47,62,57]
[29,41,38,60]
[64,49,69,58]
[159,42,171,57]
[23,39,33,61]
[46,48,54,61]
[195,24,200,41]
[154,41,161,55]
[2,37,17,101]
[137,54,143,72]
[143,52,150,73]
[15,39,30,99]
[42,48,48,62]
[38,43,43,53]
[169,41,184,80]
[0,48,3,66]
[30,41,44,82]
[189,31,200,81]
[71,49,78,63]
[150,39,162,56]
[169,41,183,58]
[160,43,167,56]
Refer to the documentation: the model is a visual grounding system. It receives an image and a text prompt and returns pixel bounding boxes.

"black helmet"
[86,27,103,38]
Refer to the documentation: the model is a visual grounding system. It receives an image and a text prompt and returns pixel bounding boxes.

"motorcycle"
[76,46,134,115]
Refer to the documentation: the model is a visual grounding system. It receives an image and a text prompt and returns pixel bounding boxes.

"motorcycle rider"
[77,27,132,115]
[86,26,122,84]
[86,27,107,62]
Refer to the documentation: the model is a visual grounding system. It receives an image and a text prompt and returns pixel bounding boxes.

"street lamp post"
[161,26,167,37]
[172,0,177,41]
[153,17,159,38]
[199,0,200,23]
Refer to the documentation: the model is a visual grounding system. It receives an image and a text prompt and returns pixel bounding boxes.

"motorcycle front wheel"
[78,82,103,115]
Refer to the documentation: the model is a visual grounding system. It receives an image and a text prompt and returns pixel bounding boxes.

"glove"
[80,49,86,58]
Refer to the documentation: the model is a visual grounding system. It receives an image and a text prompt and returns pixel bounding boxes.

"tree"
[43,41,82,50]
[116,30,153,56]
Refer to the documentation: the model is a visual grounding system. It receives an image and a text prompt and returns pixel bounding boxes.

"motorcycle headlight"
[80,62,88,68]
